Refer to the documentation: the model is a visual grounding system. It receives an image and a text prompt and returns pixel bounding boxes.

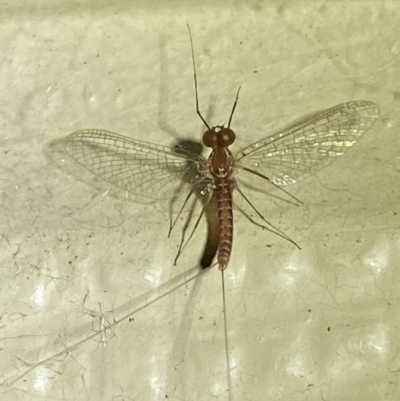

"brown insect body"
[203,126,236,270]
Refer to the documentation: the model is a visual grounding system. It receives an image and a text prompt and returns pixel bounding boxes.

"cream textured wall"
[1,1,399,401]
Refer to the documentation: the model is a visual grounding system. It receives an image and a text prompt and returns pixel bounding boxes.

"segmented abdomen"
[215,180,234,270]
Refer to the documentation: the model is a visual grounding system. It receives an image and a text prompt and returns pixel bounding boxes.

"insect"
[62,27,379,400]
[63,94,379,270]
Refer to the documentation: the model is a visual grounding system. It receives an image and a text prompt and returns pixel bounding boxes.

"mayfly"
[64,31,379,270]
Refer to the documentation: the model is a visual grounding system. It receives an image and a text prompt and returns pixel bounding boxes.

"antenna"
[228,86,241,128]
[187,24,211,130]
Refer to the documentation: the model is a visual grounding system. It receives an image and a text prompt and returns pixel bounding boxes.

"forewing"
[235,101,379,186]
[64,129,207,200]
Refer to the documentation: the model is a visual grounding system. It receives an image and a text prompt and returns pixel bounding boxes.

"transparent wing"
[235,101,379,186]
[63,129,207,200]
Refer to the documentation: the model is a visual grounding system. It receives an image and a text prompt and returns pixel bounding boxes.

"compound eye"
[219,128,236,146]
[203,129,218,148]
